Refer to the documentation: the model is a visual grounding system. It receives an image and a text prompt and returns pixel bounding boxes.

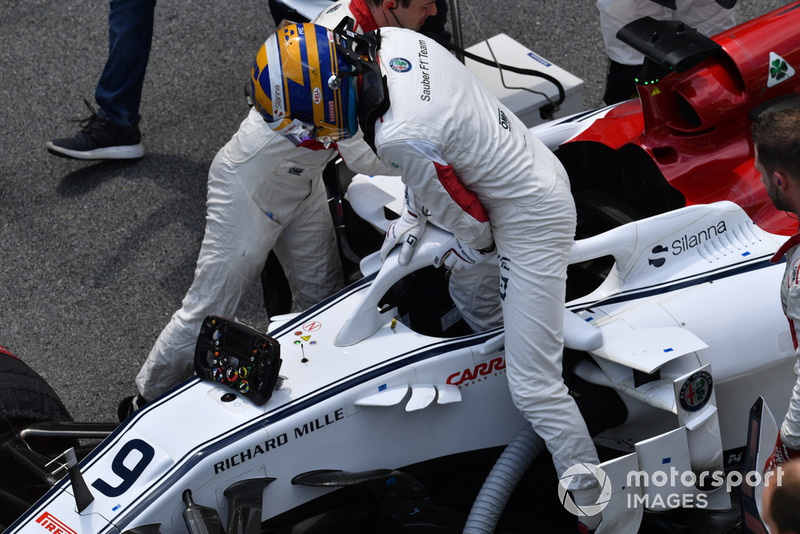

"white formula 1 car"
[4,3,800,533]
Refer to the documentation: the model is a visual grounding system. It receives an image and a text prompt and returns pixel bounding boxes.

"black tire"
[574,190,644,239]
[0,345,74,527]
[0,345,73,432]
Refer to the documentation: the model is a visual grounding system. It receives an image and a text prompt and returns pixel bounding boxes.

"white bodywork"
[6,195,793,533]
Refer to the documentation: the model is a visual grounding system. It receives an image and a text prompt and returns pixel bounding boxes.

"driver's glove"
[764,430,800,473]
[380,188,429,266]
[434,237,495,272]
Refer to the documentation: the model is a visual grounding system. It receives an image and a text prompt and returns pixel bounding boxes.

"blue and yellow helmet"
[250,23,358,146]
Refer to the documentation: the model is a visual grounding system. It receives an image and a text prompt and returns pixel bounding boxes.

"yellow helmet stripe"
[252,44,272,119]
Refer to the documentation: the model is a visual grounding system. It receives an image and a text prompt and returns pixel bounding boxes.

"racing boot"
[117,394,148,422]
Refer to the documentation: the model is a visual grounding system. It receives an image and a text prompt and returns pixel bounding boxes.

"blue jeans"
[95,0,157,128]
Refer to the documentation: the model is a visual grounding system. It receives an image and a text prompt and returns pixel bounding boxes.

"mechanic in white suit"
[122,0,439,418]
[250,23,603,532]
[597,0,736,104]
[753,108,800,473]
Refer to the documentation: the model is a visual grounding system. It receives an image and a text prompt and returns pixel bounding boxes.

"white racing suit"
[135,0,395,400]
[372,27,601,497]
[769,234,800,462]
[597,0,736,65]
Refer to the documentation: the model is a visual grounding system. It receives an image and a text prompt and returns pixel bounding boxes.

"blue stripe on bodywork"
[569,253,780,313]
[10,253,781,532]
[110,330,499,531]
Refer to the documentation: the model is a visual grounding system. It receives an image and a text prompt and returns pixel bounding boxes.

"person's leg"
[497,211,600,481]
[448,260,503,332]
[133,111,293,402]
[47,0,155,159]
[272,176,344,312]
[133,110,338,404]
[490,159,601,529]
[675,0,736,38]
[596,0,663,66]
[596,0,663,104]
[95,0,157,127]
[135,143,279,401]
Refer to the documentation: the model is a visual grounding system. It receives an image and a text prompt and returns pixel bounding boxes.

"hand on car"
[380,188,430,266]
[434,237,495,272]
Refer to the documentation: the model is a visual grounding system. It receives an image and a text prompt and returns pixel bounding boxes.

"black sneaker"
[117,394,148,422]
[47,100,144,160]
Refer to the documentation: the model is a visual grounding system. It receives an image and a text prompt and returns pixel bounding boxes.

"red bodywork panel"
[570,1,800,235]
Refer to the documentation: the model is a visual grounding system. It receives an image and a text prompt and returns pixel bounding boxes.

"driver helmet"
[250,23,358,146]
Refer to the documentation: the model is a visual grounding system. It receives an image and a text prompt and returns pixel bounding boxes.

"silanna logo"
[648,220,728,268]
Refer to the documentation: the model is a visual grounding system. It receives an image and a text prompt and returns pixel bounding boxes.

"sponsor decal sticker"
[418,40,431,101]
[447,357,505,387]
[648,220,729,267]
[498,108,510,130]
[36,512,78,534]
[213,408,344,474]
[679,370,713,412]
[527,51,552,67]
[273,84,284,118]
[768,51,795,88]
[303,321,322,332]
[389,57,412,73]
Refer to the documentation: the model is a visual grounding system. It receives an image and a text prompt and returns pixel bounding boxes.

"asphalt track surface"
[0,0,787,425]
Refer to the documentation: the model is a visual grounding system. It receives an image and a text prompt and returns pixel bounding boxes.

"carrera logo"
[36,512,78,534]
[447,357,505,387]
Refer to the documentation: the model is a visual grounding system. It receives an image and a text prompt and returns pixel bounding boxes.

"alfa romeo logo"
[389,57,411,73]
[679,370,713,412]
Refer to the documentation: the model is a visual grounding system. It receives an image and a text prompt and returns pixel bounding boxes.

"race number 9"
[92,439,155,497]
